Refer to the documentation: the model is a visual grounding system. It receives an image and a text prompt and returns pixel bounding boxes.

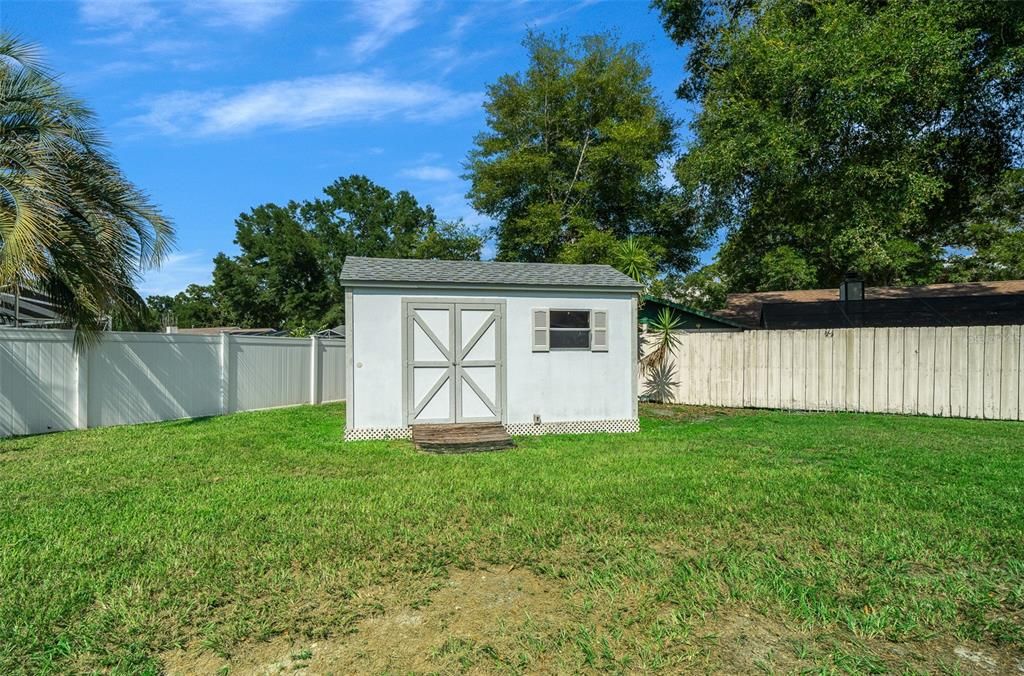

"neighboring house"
[640,296,744,331]
[170,326,286,336]
[1,286,60,327]
[341,256,641,441]
[169,326,344,338]
[0,286,112,329]
[314,325,345,340]
[719,277,1024,329]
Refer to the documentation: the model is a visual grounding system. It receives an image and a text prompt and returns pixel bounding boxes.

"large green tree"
[466,32,709,273]
[146,284,226,330]
[0,35,173,339]
[655,0,1024,292]
[209,175,480,332]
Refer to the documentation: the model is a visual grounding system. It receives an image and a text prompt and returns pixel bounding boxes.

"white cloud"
[130,91,223,135]
[79,0,293,33]
[348,0,423,60]
[76,31,136,47]
[526,0,601,28]
[429,190,492,228]
[448,8,480,39]
[185,0,295,30]
[139,251,213,297]
[131,73,482,136]
[79,0,161,30]
[426,45,501,77]
[400,165,457,182]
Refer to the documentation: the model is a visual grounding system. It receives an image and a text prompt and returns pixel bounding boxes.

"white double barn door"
[404,301,504,425]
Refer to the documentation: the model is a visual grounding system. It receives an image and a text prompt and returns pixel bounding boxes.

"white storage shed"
[341,257,642,441]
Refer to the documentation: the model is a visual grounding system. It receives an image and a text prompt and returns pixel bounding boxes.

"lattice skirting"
[344,426,413,442]
[345,418,639,441]
[504,418,639,436]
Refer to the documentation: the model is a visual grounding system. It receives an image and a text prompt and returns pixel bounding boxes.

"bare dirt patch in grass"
[866,634,1024,675]
[162,564,572,674]
[695,604,818,673]
[695,604,1024,675]
[161,565,1024,675]
[641,402,756,423]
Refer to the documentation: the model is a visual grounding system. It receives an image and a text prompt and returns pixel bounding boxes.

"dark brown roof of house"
[720,280,1024,328]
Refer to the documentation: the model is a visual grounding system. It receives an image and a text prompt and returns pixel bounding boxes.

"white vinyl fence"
[0,329,345,437]
[649,325,1024,421]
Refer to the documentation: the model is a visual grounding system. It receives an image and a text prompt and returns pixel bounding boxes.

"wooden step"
[411,423,514,454]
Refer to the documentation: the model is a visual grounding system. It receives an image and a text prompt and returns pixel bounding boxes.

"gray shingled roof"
[341,256,642,290]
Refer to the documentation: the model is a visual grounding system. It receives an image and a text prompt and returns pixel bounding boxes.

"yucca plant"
[640,307,681,374]
[0,34,173,343]
[613,236,656,288]
[639,307,682,403]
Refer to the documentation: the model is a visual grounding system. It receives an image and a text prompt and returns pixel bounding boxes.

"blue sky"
[4,0,696,296]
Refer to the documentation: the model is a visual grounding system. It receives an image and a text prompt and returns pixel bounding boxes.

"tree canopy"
[145,284,225,330]
[154,175,481,333]
[0,35,174,339]
[466,32,709,274]
[655,0,1024,294]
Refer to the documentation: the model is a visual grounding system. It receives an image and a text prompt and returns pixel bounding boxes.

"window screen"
[550,310,590,349]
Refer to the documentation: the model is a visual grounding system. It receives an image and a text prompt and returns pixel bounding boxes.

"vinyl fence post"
[310,335,320,405]
[75,341,88,430]
[220,332,230,414]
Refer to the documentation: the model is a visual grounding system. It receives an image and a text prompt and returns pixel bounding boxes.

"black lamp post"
[839,271,864,302]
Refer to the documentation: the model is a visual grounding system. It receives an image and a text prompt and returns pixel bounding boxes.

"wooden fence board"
[817,331,834,410]
[903,327,919,414]
[983,326,1002,419]
[932,327,951,417]
[791,331,805,409]
[766,331,780,408]
[949,327,969,417]
[999,325,1019,421]
[805,330,819,409]
[858,329,874,412]
[886,328,903,414]
[741,332,754,407]
[966,326,986,419]
[916,327,935,416]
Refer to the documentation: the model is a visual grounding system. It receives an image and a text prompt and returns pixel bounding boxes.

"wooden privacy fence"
[0,329,345,437]
[652,325,1024,421]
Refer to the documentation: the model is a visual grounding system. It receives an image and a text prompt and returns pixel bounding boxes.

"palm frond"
[0,32,174,343]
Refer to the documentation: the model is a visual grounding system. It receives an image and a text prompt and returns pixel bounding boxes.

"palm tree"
[0,34,173,342]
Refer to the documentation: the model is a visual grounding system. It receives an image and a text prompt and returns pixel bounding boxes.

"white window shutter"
[532,308,549,352]
[591,310,608,352]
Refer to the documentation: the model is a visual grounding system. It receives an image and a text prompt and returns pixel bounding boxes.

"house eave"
[642,294,747,329]
[343,280,642,294]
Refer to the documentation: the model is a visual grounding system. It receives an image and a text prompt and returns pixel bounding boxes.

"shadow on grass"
[156,415,222,429]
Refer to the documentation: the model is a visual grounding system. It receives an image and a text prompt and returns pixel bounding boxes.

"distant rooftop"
[341,256,642,290]
[721,280,1024,328]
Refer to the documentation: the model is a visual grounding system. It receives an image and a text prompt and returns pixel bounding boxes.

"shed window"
[532,308,609,352]
[549,310,590,349]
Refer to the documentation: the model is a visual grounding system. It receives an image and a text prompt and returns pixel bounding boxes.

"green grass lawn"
[1,404,1022,674]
